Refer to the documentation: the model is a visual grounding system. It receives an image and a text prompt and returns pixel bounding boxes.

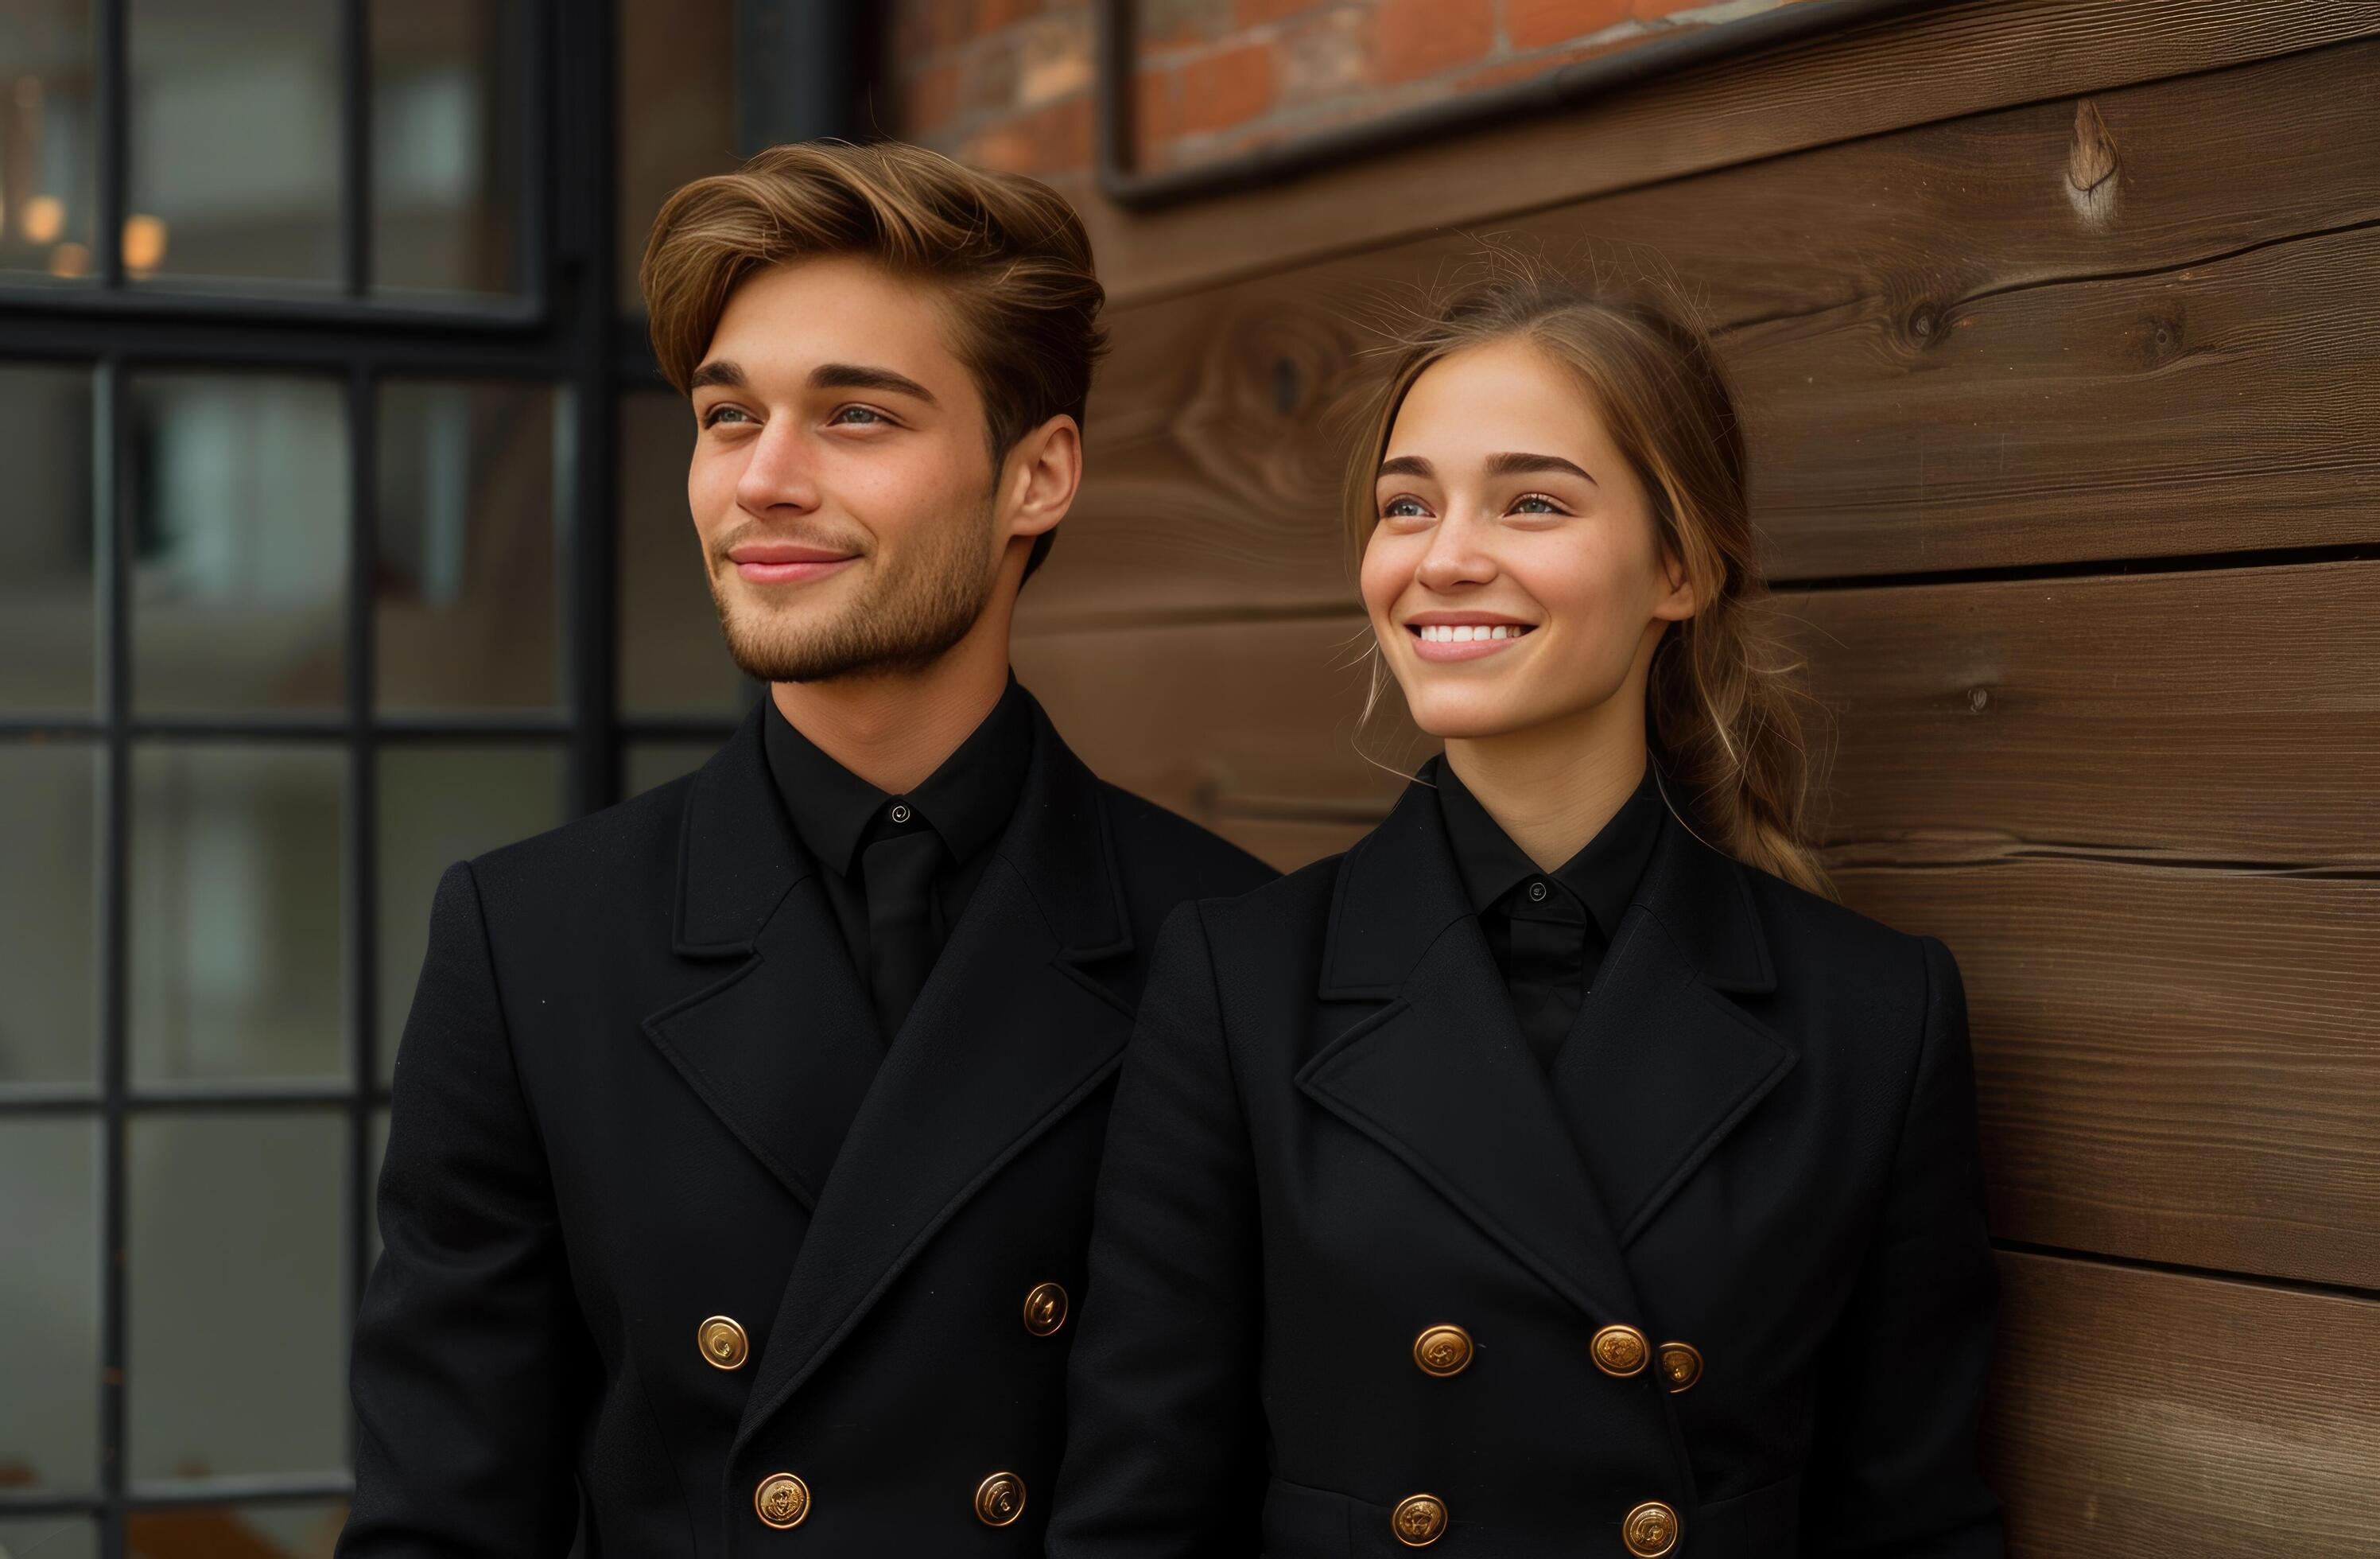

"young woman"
[1044,269,2002,1558]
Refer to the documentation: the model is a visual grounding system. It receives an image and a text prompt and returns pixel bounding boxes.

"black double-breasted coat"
[1046,764,2004,1558]
[338,686,1275,1557]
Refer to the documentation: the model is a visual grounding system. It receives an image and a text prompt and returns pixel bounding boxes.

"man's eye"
[700,405,750,428]
[831,405,890,426]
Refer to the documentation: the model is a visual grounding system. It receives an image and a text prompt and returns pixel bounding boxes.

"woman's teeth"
[1415,624,1529,643]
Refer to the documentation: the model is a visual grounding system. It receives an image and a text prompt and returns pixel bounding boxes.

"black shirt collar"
[1432,752,1665,939]
[761,669,1035,879]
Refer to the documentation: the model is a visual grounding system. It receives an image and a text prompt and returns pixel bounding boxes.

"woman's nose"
[1415,511,1494,590]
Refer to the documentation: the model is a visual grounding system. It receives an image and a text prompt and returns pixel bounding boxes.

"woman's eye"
[1512,492,1565,515]
[830,405,890,426]
[1381,496,1430,519]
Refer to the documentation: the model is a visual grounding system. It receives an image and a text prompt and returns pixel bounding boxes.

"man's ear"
[1003,413,1081,545]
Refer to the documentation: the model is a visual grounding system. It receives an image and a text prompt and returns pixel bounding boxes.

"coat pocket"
[1260,1477,1356,1557]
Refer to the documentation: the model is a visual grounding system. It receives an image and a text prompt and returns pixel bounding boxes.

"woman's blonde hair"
[1343,254,1832,897]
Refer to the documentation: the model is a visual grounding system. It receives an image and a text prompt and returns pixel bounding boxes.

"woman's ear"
[1652,541,1699,623]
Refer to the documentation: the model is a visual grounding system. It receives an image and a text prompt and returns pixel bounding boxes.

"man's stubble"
[707,484,1001,685]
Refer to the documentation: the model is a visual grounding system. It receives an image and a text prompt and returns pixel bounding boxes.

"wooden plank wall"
[1014,9,2380,1555]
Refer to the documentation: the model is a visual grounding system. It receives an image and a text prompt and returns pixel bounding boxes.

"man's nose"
[734,421,821,512]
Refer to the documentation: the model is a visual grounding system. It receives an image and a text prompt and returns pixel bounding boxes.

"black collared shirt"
[1431,753,1666,1071]
[762,671,1036,1036]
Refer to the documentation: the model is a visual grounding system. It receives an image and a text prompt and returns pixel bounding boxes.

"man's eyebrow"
[1485,451,1598,485]
[810,362,938,406]
[689,360,746,392]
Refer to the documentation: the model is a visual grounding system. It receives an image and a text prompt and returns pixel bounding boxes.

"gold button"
[1023,1281,1070,1337]
[1411,1324,1473,1378]
[699,1315,750,1370]
[1591,1322,1650,1378]
[1390,1493,1448,1547]
[1621,1500,1679,1557]
[754,1472,810,1530]
[974,1471,1027,1527]
[1657,1340,1702,1393]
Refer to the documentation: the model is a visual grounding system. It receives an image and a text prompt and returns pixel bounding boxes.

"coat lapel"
[1549,811,1797,1246]
[732,692,1137,1456]
[1298,762,1799,1321]
[639,701,887,1210]
[1298,772,1648,1328]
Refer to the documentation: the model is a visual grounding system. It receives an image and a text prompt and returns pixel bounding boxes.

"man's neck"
[769,625,1012,796]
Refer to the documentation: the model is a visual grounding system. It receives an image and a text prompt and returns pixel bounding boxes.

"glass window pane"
[128,1499,348,1558]
[130,372,348,716]
[0,741,98,1090]
[375,744,564,1085]
[0,1117,101,1494]
[625,738,723,800]
[619,391,748,717]
[127,0,340,289]
[0,1518,98,1559]
[132,745,345,1087]
[129,1110,345,1484]
[615,0,734,314]
[376,380,565,711]
[0,364,95,711]
[371,0,521,297]
[0,1,98,283]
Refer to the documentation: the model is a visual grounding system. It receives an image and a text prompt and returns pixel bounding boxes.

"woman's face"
[1360,335,1695,744]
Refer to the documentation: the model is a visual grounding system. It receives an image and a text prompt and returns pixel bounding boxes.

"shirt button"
[1527,881,1548,903]
[888,803,913,823]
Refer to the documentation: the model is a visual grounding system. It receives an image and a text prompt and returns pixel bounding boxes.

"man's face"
[685,254,1009,684]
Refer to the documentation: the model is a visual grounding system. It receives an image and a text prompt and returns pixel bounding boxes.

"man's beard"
[707,488,1001,684]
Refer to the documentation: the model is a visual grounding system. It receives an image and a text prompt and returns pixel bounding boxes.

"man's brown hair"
[639,138,1108,584]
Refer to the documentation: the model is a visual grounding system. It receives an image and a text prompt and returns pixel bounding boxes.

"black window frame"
[0,0,642,1545]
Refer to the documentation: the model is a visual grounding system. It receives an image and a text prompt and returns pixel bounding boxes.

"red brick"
[1375,0,1492,86]
[1454,30,1639,91]
[901,59,965,135]
[1504,0,1635,52]
[1233,0,1328,26]
[1138,0,1234,53]
[964,93,1095,176]
[1134,64,1182,156]
[975,0,1051,30]
[1177,39,1276,134]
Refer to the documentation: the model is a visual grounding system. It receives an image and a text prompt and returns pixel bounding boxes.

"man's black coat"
[1047,766,2005,1558]
[339,686,1275,1557]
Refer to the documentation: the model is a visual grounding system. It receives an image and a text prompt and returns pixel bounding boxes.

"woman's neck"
[1441,698,1650,873]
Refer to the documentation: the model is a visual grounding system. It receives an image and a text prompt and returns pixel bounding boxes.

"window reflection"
[127,0,341,289]
[376,380,565,712]
[131,745,345,1087]
[0,1116,101,1495]
[128,1112,346,1485]
[0,741,98,1090]
[0,1518,98,1559]
[0,363,95,712]
[0,0,97,282]
[127,1501,348,1559]
[130,372,347,716]
[372,0,522,297]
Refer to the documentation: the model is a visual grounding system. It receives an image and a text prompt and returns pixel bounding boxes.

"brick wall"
[886,0,1831,179]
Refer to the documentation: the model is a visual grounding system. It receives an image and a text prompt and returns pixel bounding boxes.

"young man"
[340,142,1275,1556]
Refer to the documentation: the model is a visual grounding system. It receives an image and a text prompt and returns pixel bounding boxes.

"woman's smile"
[1406,614,1539,663]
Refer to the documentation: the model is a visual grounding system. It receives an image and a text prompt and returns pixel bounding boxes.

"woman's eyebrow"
[1485,451,1598,485]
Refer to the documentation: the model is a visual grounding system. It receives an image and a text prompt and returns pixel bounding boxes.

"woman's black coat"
[1046,763,2004,1558]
